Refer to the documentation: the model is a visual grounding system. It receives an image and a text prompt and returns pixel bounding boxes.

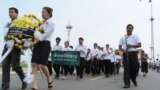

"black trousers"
[60,65,64,74]
[64,65,69,76]
[96,60,101,75]
[68,66,75,75]
[123,51,138,86]
[136,62,140,76]
[85,60,91,74]
[115,62,121,74]
[76,57,85,78]
[141,62,148,73]
[53,64,60,77]
[110,62,115,75]
[104,60,111,77]
[91,58,98,76]
[47,61,53,76]
[99,60,104,73]
[1,45,25,89]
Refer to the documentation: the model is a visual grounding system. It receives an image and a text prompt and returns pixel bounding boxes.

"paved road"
[0,68,160,90]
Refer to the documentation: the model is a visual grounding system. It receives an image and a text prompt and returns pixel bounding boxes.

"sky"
[0,0,160,59]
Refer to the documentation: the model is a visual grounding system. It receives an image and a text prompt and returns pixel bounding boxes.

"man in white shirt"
[62,41,72,80]
[119,24,141,88]
[75,37,87,79]
[155,59,160,73]
[90,43,99,76]
[115,52,122,74]
[98,47,105,74]
[97,46,103,75]
[1,7,27,90]
[103,44,111,78]
[109,48,116,75]
[68,46,75,75]
[52,37,63,79]
[85,48,92,74]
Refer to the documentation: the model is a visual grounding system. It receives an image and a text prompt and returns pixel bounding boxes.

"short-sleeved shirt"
[109,51,116,62]
[103,50,110,60]
[119,34,141,52]
[53,45,63,51]
[63,47,73,51]
[90,48,99,58]
[75,45,87,58]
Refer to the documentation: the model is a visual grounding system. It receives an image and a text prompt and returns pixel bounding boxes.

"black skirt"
[31,41,51,65]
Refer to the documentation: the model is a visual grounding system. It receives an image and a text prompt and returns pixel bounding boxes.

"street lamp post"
[150,1,155,61]
[66,22,73,42]
[157,54,159,60]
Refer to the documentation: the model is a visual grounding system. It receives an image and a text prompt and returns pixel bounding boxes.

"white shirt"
[86,52,92,61]
[75,45,87,58]
[103,50,110,60]
[39,19,54,41]
[109,51,116,62]
[156,61,160,67]
[48,44,62,61]
[90,48,98,58]
[53,44,63,51]
[97,50,103,60]
[115,55,122,62]
[102,51,106,60]
[63,47,73,51]
[4,22,11,37]
[119,34,141,52]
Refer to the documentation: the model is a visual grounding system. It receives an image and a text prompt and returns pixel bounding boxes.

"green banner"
[51,51,80,66]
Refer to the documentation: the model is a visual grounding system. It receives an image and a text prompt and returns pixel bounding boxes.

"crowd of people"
[148,59,160,73]
[48,37,123,81]
[1,6,154,90]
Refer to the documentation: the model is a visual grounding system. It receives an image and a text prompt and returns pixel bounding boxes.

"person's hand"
[127,44,132,48]
[127,44,135,48]
[122,50,128,54]
[81,51,85,54]
[30,42,35,47]
[30,40,39,47]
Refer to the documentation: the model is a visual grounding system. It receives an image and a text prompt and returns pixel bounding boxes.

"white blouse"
[39,19,54,41]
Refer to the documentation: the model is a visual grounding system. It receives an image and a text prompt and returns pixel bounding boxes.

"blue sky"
[0,0,160,59]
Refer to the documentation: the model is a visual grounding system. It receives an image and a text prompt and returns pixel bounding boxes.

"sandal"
[48,80,53,89]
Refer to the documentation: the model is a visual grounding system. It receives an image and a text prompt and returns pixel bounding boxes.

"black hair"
[126,24,134,29]
[56,37,61,41]
[65,41,69,45]
[70,46,73,49]
[94,43,98,46]
[9,7,18,14]
[43,7,53,17]
[106,44,109,46]
[79,37,84,41]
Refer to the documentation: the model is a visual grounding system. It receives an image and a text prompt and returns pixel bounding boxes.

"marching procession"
[0,6,152,90]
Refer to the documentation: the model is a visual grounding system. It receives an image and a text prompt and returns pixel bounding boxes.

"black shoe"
[143,74,145,77]
[80,75,83,79]
[123,85,130,88]
[22,82,28,89]
[54,75,59,79]
[0,88,9,90]
[106,75,109,78]
[133,82,138,86]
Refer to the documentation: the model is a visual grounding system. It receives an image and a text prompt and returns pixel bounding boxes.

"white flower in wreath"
[15,38,22,44]
[6,40,15,49]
